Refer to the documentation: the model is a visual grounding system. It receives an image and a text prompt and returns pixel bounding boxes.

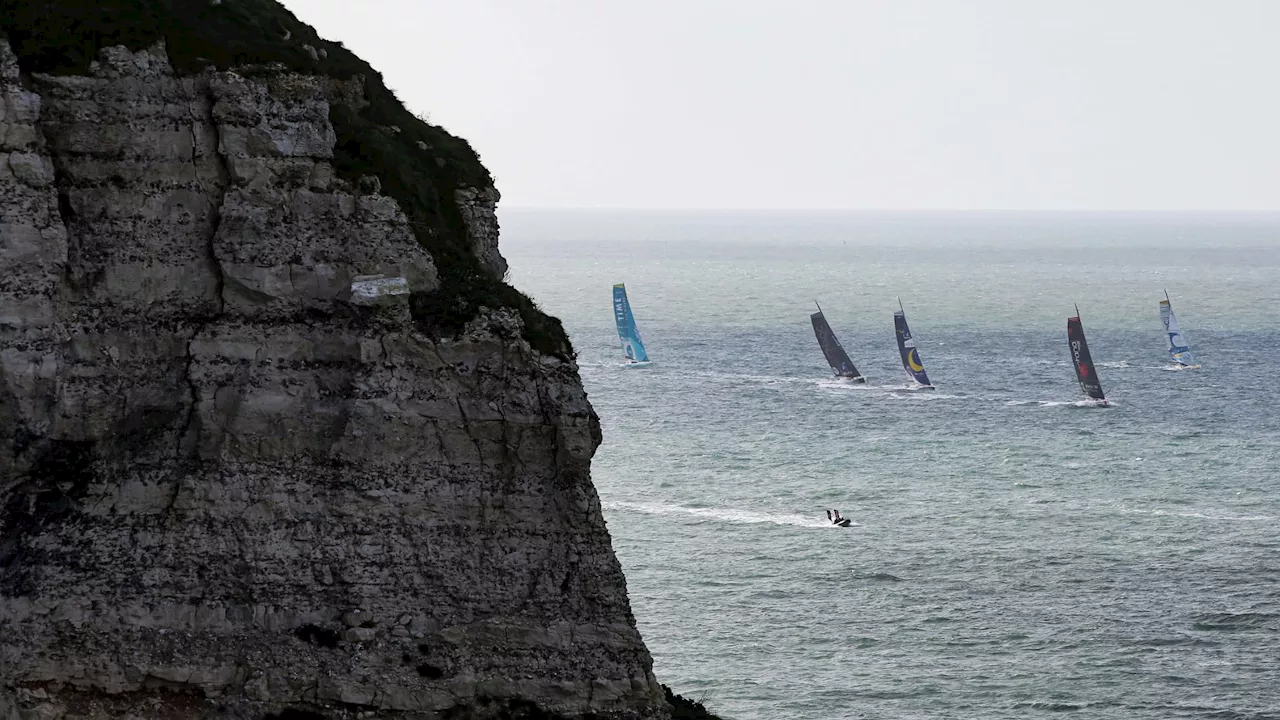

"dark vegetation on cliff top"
[664,685,724,719]
[0,0,571,359]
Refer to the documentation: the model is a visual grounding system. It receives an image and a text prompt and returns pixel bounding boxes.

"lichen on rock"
[0,3,668,718]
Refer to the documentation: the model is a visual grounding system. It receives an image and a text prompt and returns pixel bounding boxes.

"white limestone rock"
[0,40,667,720]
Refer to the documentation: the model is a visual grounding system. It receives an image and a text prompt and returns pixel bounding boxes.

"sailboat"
[1067,304,1109,406]
[613,283,651,366]
[894,298,934,389]
[1159,290,1200,369]
[810,302,865,382]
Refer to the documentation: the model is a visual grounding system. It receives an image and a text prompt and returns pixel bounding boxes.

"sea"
[499,210,1280,720]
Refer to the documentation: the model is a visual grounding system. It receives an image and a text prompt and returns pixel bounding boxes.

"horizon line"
[497,206,1280,214]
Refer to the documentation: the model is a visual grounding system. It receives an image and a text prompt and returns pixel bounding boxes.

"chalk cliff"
[0,3,666,718]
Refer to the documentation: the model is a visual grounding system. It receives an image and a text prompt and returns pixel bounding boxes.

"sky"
[281,0,1280,211]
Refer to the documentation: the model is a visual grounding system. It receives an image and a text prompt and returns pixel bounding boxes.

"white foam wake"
[887,390,964,400]
[603,501,840,528]
[1118,507,1275,522]
[816,380,944,393]
[814,379,878,390]
[1005,399,1115,408]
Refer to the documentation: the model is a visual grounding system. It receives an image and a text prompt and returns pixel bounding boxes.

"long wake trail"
[603,501,839,528]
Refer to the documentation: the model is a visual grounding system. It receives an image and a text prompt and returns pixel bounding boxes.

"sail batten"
[894,307,932,387]
[613,283,649,363]
[1067,314,1106,400]
[810,308,863,380]
[1159,295,1197,367]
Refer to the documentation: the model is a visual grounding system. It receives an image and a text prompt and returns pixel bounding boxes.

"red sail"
[1067,316,1106,400]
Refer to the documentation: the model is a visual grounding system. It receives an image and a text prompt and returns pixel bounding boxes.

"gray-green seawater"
[501,211,1280,720]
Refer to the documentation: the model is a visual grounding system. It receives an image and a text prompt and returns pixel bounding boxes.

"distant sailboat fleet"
[611,284,1200,398]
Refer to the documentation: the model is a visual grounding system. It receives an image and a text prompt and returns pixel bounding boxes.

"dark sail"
[894,309,932,387]
[1067,315,1106,400]
[810,310,862,379]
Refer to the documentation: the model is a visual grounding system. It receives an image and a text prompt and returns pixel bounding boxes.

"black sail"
[810,310,862,379]
[1067,315,1106,400]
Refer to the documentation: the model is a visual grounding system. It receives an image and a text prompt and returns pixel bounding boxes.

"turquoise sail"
[613,283,650,363]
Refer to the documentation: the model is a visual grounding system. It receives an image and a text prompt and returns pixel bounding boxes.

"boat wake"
[815,380,967,399]
[816,380,926,392]
[603,501,840,528]
[1118,507,1275,522]
[1005,399,1115,408]
[888,389,963,400]
[815,379,877,391]
[684,369,811,386]
[852,572,903,582]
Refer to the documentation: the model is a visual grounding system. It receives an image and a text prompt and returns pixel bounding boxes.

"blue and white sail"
[1159,291,1198,368]
[613,283,650,364]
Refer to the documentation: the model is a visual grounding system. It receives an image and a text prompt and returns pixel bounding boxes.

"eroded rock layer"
[0,41,665,720]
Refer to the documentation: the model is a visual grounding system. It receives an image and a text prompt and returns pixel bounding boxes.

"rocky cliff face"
[0,33,666,720]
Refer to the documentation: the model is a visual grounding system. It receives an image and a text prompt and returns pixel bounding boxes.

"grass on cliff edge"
[0,0,571,359]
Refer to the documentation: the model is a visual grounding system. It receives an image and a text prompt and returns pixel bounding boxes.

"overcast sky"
[282,0,1280,211]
